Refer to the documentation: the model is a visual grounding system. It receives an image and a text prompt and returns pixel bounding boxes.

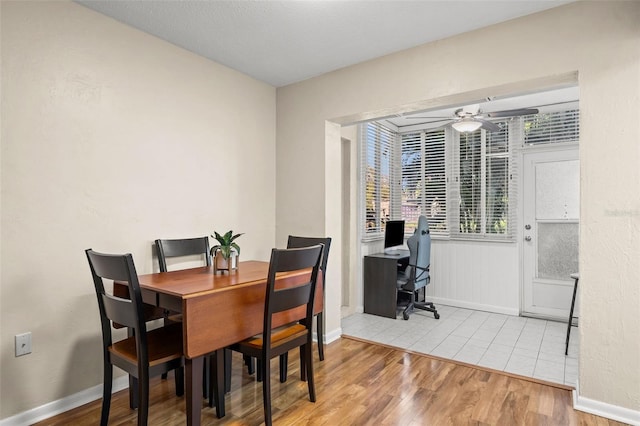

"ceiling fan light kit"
[452,117,483,133]
[405,103,540,133]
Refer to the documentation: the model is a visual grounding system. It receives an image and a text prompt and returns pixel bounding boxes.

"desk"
[136,260,323,426]
[363,251,409,319]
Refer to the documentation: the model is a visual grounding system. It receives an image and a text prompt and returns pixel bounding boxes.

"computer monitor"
[384,220,405,252]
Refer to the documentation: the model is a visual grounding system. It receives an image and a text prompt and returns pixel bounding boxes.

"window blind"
[524,109,580,145]
[485,124,510,235]
[400,130,447,235]
[360,122,397,239]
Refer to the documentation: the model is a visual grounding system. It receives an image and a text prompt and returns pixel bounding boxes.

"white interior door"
[522,148,579,320]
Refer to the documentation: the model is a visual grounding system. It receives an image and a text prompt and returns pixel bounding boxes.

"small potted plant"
[210,230,243,273]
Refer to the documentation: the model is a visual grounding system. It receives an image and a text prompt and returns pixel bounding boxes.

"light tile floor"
[341,305,578,387]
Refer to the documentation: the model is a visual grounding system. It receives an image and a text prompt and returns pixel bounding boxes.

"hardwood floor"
[36,337,623,425]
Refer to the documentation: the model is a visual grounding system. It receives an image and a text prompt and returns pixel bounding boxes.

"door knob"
[525,224,531,230]
[525,236,532,241]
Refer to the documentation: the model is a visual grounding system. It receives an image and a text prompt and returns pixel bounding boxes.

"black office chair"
[228,245,323,426]
[397,216,439,320]
[85,249,184,426]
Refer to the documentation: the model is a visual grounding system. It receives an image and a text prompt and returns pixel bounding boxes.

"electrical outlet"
[15,332,32,357]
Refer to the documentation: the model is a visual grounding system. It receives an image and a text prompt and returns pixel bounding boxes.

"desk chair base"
[398,291,439,320]
[409,301,439,320]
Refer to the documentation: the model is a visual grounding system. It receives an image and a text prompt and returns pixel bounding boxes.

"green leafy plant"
[210,230,243,259]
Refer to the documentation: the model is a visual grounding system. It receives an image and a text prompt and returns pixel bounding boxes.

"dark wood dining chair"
[226,244,323,426]
[270,236,332,383]
[156,236,244,401]
[286,235,332,361]
[155,237,231,398]
[85,249,184,426]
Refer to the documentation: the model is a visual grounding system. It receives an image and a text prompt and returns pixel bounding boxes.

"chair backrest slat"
[287,236,331,273]
[271,284,312,314]
[102,293,137,328]
[155,237,211,272]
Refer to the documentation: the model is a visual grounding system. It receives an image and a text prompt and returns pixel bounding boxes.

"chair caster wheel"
[403,312,409,320]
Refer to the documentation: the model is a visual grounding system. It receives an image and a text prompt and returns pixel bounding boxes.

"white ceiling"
[76,0,573,87]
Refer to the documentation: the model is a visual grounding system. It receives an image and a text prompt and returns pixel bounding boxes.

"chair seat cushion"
[109,323,183,367]
[238,323,307,350]
[397,268,410,289]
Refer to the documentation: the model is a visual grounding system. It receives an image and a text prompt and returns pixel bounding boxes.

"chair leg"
[208,349,225,417]
[129,375,139,409]
[125,329,139,409]
[161,316,171,380]
[202,356,209,398]
[100,363,113,426]
[279,353,288,383]
[305,343,316,402]
[224,348,232,393]
[299,346,306,382]
[174,366,184,397]
[566,277,579,355]
[244,355,255,375]
[316,312,325,361]
[138,368,150,426]
[257,363,263,382]
[261,357,272,426]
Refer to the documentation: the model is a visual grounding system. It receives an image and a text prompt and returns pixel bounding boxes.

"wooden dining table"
[135,260,323,426]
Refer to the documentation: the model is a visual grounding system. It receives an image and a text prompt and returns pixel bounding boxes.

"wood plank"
[34,337,625,426]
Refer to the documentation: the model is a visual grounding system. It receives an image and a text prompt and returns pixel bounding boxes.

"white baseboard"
[573,380,640,426]
[0,376,128,426]
[428,297,520,316]
[324,327,342,344]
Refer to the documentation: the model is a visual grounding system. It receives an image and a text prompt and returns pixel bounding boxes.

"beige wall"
[0,1,276,418]
[2,0,639,421]
[276,1,640,413]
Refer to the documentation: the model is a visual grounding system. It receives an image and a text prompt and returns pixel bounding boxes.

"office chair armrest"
[407,263,430,282]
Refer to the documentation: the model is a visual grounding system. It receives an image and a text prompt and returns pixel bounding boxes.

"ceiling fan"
[406,104,539,132]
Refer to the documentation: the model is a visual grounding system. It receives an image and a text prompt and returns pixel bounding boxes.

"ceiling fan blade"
[402,118,454,127]
[486,108,539,118]
[404,116,452,120]
[477,119,501,132]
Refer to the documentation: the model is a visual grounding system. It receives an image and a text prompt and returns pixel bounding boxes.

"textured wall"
[276,1,640,412]
[1,1,276,418]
